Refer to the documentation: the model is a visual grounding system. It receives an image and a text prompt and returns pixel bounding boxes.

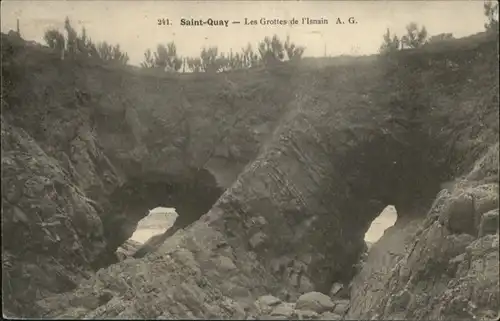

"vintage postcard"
[1,1,498,320]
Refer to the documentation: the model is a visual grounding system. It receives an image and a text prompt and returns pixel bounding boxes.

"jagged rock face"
[2,31,499,319]
[115,239,142,261]
[348,144,499,320]
[35,220,284,319]
[1,117,106,315]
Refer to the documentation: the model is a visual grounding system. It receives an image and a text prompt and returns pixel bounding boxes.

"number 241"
[158,18,170,25]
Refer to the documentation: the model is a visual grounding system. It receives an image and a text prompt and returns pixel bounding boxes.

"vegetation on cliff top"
[22,1,496,73]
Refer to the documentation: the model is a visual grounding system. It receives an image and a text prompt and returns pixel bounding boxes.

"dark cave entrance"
[91,168,224,269]
[309,128,451,297]
[320,204,405,300]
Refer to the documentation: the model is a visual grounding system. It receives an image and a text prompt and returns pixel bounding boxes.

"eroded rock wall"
[1,116,108,315]
[1,32,292,315]
[348,144,499,320]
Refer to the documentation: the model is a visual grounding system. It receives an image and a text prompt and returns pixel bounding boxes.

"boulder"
[294,309,320,320]
[257,295,282,307]
[332,299,350,315]
[478,209,499,237]
[296,292,335,314]
[270,302,295,318]
[441,192,476,235]
[255,295,282,314]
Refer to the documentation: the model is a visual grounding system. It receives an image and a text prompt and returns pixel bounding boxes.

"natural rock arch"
[202,111,448,295]
[92,167,224,268]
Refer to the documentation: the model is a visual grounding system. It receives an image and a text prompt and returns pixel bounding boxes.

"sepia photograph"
[1,0,499,319]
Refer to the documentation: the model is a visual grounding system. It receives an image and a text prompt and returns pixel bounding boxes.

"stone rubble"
[252,293,347,320]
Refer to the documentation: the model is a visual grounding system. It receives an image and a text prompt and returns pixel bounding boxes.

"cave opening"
[322,205,400,300]
[364,205,398,250]
[92,168,224,269]
[130,207,178,243]
[116,207,179,260]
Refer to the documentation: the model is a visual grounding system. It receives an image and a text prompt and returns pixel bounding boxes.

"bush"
[484,1,499,32]
[43,16,129,65]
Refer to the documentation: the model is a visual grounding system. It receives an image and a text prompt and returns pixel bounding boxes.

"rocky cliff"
[1,31,498,319]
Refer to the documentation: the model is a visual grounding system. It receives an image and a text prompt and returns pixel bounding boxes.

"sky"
[1,1,489,66]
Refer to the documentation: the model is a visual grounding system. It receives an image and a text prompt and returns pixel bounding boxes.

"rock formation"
[115,239,142,261]
[1,31,498,319]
